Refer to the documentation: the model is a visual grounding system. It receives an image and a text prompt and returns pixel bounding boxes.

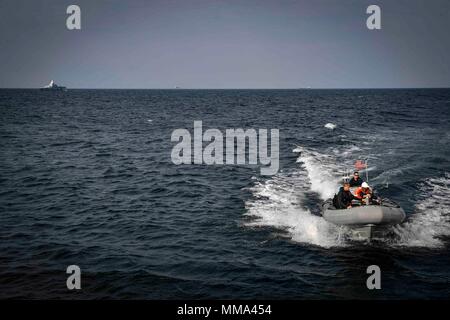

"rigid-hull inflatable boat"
[322,198,406,240]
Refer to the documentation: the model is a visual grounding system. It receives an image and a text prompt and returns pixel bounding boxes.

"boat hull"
[322,199,405,226]
[40,87,67,91]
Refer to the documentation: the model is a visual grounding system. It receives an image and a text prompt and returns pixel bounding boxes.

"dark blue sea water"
[0,89,449,299]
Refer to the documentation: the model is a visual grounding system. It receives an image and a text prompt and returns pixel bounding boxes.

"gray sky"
[1,0,449,88]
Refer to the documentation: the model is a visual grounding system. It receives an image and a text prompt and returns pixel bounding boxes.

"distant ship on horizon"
[40,80,67,91]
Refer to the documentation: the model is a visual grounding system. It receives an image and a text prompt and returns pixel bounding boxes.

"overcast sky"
[1,0,449,88]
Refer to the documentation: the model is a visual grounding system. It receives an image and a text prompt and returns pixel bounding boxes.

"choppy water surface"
[0,89,449,299]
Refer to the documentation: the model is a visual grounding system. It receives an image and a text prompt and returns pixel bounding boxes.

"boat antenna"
[365,158,369,183]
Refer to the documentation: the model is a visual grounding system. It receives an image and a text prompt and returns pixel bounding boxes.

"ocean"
[0,89,449,299]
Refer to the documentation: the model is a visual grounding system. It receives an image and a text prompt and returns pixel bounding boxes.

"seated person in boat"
[349,171,363,187]
[333,182,358,209]
[354,182,379,204]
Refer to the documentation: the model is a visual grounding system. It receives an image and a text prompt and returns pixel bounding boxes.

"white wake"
[244,145,357,248]
[393,174,450,248]
[244,170,345,248]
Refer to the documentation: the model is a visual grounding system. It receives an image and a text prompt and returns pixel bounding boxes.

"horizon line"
[1,87,450,90]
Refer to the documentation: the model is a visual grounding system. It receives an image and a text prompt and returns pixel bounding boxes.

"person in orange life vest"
[354,182,372,203]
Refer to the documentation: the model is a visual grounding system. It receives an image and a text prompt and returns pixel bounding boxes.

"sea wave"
[244,145,356,248]
[393,173,450,248]
[243,170,345,248]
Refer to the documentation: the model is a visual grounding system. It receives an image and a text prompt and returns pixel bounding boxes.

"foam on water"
[324,123,337,130]
[244,146,353,248]
[293,146,341,200]
[393,173,450,248]
[244,171,345,248]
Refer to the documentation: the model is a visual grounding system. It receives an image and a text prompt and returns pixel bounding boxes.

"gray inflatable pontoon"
[322,198,406,240]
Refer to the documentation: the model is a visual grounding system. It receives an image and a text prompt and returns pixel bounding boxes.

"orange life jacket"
[354,187,371,199]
